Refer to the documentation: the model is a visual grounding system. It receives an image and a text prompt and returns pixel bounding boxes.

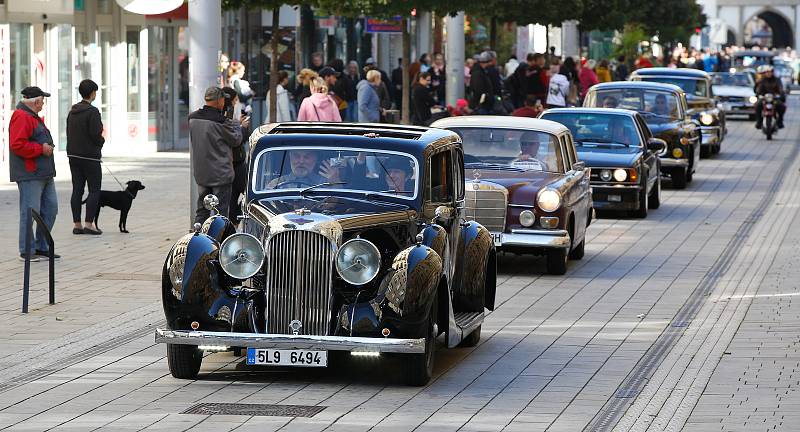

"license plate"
[491,232,502,247]
[246,348,328,367]
[607,194,622,202]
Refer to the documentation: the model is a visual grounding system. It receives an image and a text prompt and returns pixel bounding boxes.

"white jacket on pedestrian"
[547,73,570,107]
[265,84,292,123]
[505,58,520,78]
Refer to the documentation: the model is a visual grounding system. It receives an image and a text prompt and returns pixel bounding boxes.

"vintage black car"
[630,67,726,157]
[431,116,592,275]
[584,81,700,189]
[155,123,497,386]
[540,108,667,218]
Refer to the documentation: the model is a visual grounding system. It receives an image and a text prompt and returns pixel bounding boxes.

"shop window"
[126,28,140,112]
[9,23,31,108]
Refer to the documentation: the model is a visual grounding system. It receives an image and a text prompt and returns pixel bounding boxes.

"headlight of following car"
[600,169,613,182]
[219,233,265,279]
[672,147,684,158]
[519,210,535,227]
[700,113,714,125]
[336,239,381,285]
[749,96,758,104]
[613,168,627,182]
[537,189,561,212]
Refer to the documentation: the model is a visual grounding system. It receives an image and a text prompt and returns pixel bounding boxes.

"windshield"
[447,127,563,173]
[733,54,774,68]
[251,147,419,199]
[541,112,641,150]
[638,77,708,97]
[712,73,754,87]
[589,88,681,121]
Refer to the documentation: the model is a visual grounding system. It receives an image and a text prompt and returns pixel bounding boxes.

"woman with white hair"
[357,70,382,123]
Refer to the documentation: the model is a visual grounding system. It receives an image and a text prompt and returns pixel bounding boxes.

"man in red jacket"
[9,87,59,261]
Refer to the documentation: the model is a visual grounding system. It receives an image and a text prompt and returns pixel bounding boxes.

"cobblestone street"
[1,99,800,431]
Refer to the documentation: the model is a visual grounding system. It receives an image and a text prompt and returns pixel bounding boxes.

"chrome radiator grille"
[464,181,508,232]
[265,231,335,336]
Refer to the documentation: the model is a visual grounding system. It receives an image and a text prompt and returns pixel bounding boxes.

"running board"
[452,311,484,346]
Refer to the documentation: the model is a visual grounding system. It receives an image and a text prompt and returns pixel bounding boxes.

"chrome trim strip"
[499,231,570,249]
[591,184,641,190]
[508,204,535,209]
[155,329,426,354]
[659,158,689,168]
[509,229,568,235]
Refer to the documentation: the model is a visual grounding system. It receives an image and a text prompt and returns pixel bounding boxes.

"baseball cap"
[204,86,227,101]
[477,51,492,63]
[318,66,339,78]
[365,57,376,65]
[21,86,50,98]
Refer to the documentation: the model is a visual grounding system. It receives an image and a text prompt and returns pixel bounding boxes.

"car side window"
[454,148,465,200]
[566,135,578,168]
[430,150,454,203]
[561,135,576,170]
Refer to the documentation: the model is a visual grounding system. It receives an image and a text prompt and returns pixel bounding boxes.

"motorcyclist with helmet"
[754,65,786,130]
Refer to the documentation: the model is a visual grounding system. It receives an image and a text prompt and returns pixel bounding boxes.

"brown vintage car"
[431,116,592,275]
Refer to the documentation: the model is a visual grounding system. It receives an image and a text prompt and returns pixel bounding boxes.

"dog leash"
[67,155,127,191]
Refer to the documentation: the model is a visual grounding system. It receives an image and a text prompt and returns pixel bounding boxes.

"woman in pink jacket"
[297,77,342,122]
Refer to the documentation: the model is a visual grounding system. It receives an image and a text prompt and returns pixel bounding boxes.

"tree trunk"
[268,6,280,123]
[433,13,443,54]
[402,17,411,125]
[489,16,497,50]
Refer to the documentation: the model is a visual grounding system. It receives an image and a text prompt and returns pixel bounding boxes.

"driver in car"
[609,118,634,146]
[267,149,343,189]
[602,96,619,108]
[651,94,671,116]
[512,131,546,170]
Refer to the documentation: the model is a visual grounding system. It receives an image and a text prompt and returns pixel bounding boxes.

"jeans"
[345,101,358,122]
[69,158,102,223]
[17,178,58,254]
[195,184,232,224]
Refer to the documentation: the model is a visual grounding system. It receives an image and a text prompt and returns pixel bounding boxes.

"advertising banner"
[365,17,403,34]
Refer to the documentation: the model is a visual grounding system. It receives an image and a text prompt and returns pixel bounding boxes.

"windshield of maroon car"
[638,76,708,98]
[447,127,564,173]
[540,112,641,150]
[588,88,681,121]
[251,147,419,200]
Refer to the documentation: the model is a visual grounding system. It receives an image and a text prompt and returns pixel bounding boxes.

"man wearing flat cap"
[189,86,245,224]
[9,86,59,261]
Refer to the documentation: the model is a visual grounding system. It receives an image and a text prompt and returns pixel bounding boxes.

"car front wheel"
[672,168,687,189]
[404,298,437,386]
[167,344,202,379]
[633,183,648,218]
[546,249,568,275]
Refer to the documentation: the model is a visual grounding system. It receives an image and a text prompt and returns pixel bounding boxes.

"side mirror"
[203,194,220,215]
[647,138,668,156]
[572,161,586,171]
[433,205,452,224]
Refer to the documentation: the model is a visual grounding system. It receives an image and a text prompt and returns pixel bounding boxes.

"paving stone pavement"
[0,101,798,431]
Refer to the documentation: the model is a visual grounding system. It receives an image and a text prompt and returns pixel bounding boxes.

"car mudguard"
[342,244,443,339]
[201,215,236,243]
[161,232,249,333]
[452,221,496,312]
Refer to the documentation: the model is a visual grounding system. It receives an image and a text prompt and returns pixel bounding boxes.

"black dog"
[88,180,146,233]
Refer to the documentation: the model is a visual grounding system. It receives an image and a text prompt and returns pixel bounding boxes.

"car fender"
[453,221,496,312]
[201,215,236,243]
[376,244,443,333]
[161,232,244,332]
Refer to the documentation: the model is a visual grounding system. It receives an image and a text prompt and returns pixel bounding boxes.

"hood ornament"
[472,169,481,182]
[288,319,302,335]
[295,208,311,216]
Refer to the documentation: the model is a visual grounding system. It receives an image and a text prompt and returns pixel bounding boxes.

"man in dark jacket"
[391,58,403,109]
[66,79,104,235]
[190,87,245,224]
[470,52,495,114]
[9,87,58,261]
[412,72,436,126]
[221,87,250,221]
[755,66,786,129]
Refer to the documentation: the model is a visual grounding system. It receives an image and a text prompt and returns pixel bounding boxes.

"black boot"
[755,120,762,129]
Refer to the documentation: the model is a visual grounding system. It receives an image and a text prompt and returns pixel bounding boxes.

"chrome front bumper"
[660,157,689,168]
[155,328,425,354]
[496,229,570,250]
[700,125,722,145]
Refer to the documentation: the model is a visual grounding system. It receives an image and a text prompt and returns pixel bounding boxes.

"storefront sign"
[316,16,338,30]
[365,17,403,33]
[7,0,73,15]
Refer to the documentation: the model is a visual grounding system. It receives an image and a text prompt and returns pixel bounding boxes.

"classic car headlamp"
[600,169,613,182]
[672,148,684,158]
[700,113,714,125]
[519,210,535,227]
[537,189,561,213]
[749,96,758,104]
[613,169,627,182]
[219,233,265,279]
[336,239,381,285]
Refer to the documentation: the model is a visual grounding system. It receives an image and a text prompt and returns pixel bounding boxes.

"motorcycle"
[760,93,778,140]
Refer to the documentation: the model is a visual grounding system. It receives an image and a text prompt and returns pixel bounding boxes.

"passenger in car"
[352,153,415,194]
[266,149,344,189]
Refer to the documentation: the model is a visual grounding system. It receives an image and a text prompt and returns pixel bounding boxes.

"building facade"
[699,0,800,49]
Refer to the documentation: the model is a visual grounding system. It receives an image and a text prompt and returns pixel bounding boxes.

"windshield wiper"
[576,139,630,147]
[299,182,346,197]
[464,162,526,171]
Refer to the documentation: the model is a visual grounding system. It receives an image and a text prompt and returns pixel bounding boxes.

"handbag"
[567,83,578,106]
